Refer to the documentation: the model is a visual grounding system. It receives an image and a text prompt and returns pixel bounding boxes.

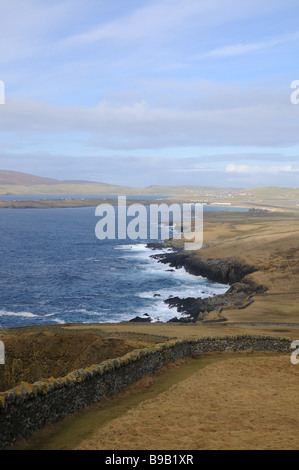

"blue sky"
[0,0,299,187]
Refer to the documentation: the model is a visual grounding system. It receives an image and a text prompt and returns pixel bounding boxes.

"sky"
[0,0,299,188]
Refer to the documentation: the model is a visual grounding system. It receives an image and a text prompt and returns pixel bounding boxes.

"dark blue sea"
[0,205,232,328]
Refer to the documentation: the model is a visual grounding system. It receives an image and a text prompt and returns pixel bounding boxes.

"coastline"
[146,242,265,323]
[1,207,298,329]
[0,197,165,209]
[1,205,299,420]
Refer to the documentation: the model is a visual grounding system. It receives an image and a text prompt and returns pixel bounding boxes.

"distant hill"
[0,170,298,207]
[0,171,239,197]
[0,170,129,195]
[0,170,113,187]
[0,170,60,186]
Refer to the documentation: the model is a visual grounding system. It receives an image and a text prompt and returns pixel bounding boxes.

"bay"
[0,206,229,328]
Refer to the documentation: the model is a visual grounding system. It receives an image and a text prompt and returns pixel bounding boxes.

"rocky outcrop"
[149,250,257,285]
[165,280,265,322]
[129,315,152,323]
[147,244,266,322]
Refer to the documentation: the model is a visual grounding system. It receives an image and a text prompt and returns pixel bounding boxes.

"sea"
[0,198,245,328]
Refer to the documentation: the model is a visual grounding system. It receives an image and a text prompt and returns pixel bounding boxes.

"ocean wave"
[72,308,107,317]
[141,263,201,280]
[51,318,66,324]
[133,299,183,322]
[137,282,228,301]
[115,243,174,254]
[0,310,38,318]
[114,243,149,251]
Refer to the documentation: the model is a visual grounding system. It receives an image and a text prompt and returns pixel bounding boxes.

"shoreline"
[0,197,166,210]
[0,196,298,213]
[1,208,298,329]
[146,241,266,323]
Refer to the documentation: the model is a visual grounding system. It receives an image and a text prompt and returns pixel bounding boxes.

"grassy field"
[76,353,299,451]
[10,352,299,451]
[199,210,299,325]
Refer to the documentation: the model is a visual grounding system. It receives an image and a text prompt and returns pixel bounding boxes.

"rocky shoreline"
[143,242,267,323]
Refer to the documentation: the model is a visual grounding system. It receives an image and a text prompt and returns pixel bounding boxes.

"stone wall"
[0,335,291,449]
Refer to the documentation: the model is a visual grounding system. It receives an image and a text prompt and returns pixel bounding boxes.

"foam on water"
[0,310,39,318]
[117,243,228,322]
[115,243,149,251]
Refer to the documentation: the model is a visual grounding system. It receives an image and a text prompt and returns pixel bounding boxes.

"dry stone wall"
[0,335,292,449]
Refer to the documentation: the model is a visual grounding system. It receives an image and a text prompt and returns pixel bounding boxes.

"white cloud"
[200,32,299,59]
[1,81,298,150]
[226,163,298,174]
[0,0,74,63]
[63,0,285,47]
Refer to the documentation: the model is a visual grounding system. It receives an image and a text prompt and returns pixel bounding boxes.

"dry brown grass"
[77,355,299,450]
[0,329,155,392]
[63,321,299,342]
[201,212,299,294]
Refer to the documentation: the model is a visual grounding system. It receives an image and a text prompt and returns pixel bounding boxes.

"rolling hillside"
[0,170,298,207]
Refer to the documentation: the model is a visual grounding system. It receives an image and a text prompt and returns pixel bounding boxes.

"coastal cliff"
[147,243,266,322]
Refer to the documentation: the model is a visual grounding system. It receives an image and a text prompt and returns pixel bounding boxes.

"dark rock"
[150,247,268,323]
[151,251,257,285]
[148,242,267,324]
[164,278,266,323]
[129,316,152,323]
[146,242,168,250]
